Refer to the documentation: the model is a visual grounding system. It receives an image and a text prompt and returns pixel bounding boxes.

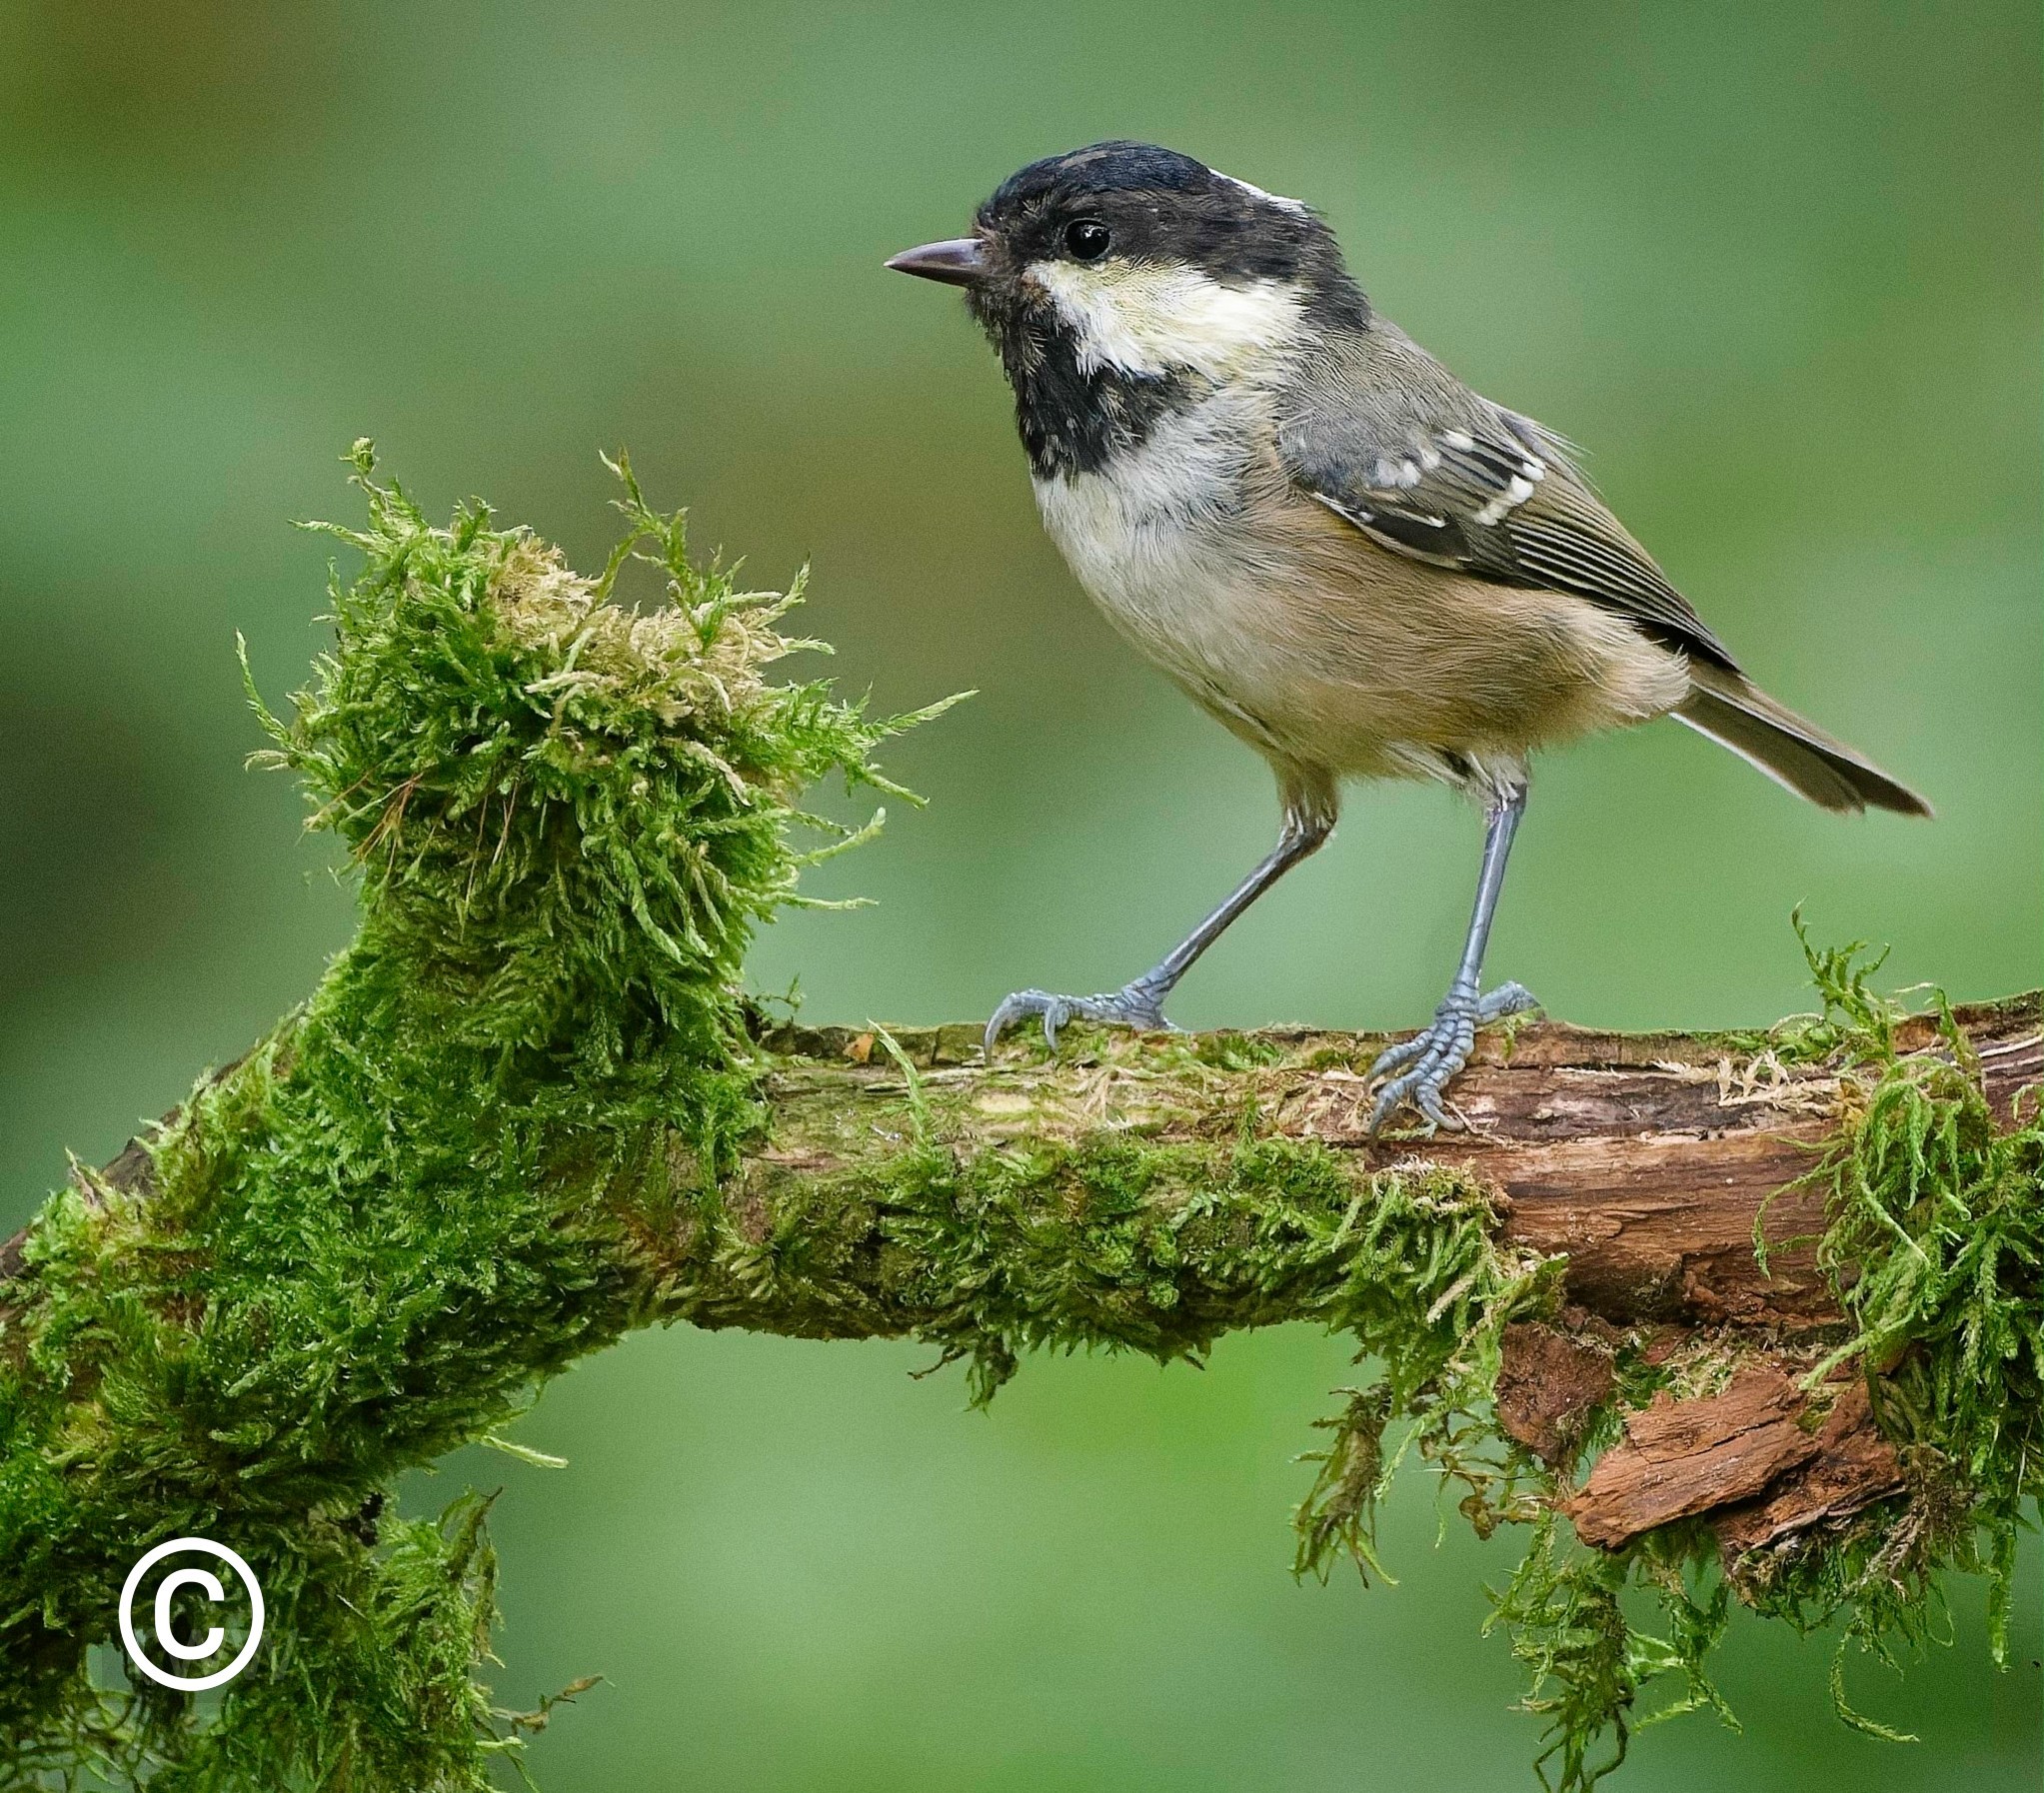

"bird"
[886,141,1930,1133]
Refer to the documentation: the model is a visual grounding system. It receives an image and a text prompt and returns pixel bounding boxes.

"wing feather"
[1278,327,1740,671]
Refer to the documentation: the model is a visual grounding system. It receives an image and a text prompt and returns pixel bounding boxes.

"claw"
[1365,980,1540,1136]
[984,982,1179,1056]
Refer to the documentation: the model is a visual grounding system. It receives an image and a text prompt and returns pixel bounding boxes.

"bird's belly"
[1032,460,1687,780]
[1035,471,1301,745]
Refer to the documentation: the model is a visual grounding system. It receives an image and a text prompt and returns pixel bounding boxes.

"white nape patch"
[1214,169,1310,215]
[1026,259,1304,381]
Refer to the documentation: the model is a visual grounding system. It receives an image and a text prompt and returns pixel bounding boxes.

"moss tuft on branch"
[0,448,949,1789]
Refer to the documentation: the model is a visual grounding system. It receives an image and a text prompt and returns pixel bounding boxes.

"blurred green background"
[2,0,2037,1785]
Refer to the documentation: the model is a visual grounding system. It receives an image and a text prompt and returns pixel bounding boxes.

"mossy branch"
[0,454,2036,1793]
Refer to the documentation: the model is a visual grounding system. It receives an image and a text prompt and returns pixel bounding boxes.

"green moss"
[1746,939,2043,1701]
[0,448,948,1789]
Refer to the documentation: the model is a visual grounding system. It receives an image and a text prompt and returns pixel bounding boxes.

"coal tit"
[890,141,1928,1131]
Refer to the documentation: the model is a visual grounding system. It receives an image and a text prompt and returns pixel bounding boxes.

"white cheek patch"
[1026,260,1304,380]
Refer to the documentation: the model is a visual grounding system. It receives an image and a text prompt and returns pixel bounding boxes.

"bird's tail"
[1674,663,1932,818]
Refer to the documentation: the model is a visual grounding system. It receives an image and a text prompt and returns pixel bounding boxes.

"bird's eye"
[1063,219,1110,261]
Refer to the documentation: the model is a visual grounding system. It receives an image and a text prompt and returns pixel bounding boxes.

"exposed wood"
[1562,1362,1825,1546]
[1495,1319,1616,1465]
[1712,1383,1907,1559]
[1560,1365,1907,1557]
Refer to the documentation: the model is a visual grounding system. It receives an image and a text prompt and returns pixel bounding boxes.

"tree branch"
[1,455,2034,1792]
[743,994,2040,1338]
[711,997,2040,1557]
[7,995,2033,1576]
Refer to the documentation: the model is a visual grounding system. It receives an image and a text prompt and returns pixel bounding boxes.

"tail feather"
[1674,666,1932,818]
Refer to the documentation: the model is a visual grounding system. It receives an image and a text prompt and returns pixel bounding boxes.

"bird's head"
[888,142,1367,475]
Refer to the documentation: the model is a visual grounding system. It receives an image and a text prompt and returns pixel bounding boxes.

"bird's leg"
[986,799,1334,1054]
[1367,779,1540,1134]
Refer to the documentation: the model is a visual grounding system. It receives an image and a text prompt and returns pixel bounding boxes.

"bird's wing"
[1276,326,1740,672]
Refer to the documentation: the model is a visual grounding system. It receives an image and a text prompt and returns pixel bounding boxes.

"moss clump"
[1481,935,2044,1788]
[0,447,946,1789]
[1749,939,2043,1704]
[263,441,952,1075]
[859,1130,1550,1414]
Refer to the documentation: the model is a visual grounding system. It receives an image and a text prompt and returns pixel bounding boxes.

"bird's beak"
[885,237,988,287]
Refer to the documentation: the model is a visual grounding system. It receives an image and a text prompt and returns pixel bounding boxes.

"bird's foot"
[1366,980,1540,1135]
[984,979,1180,1055]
